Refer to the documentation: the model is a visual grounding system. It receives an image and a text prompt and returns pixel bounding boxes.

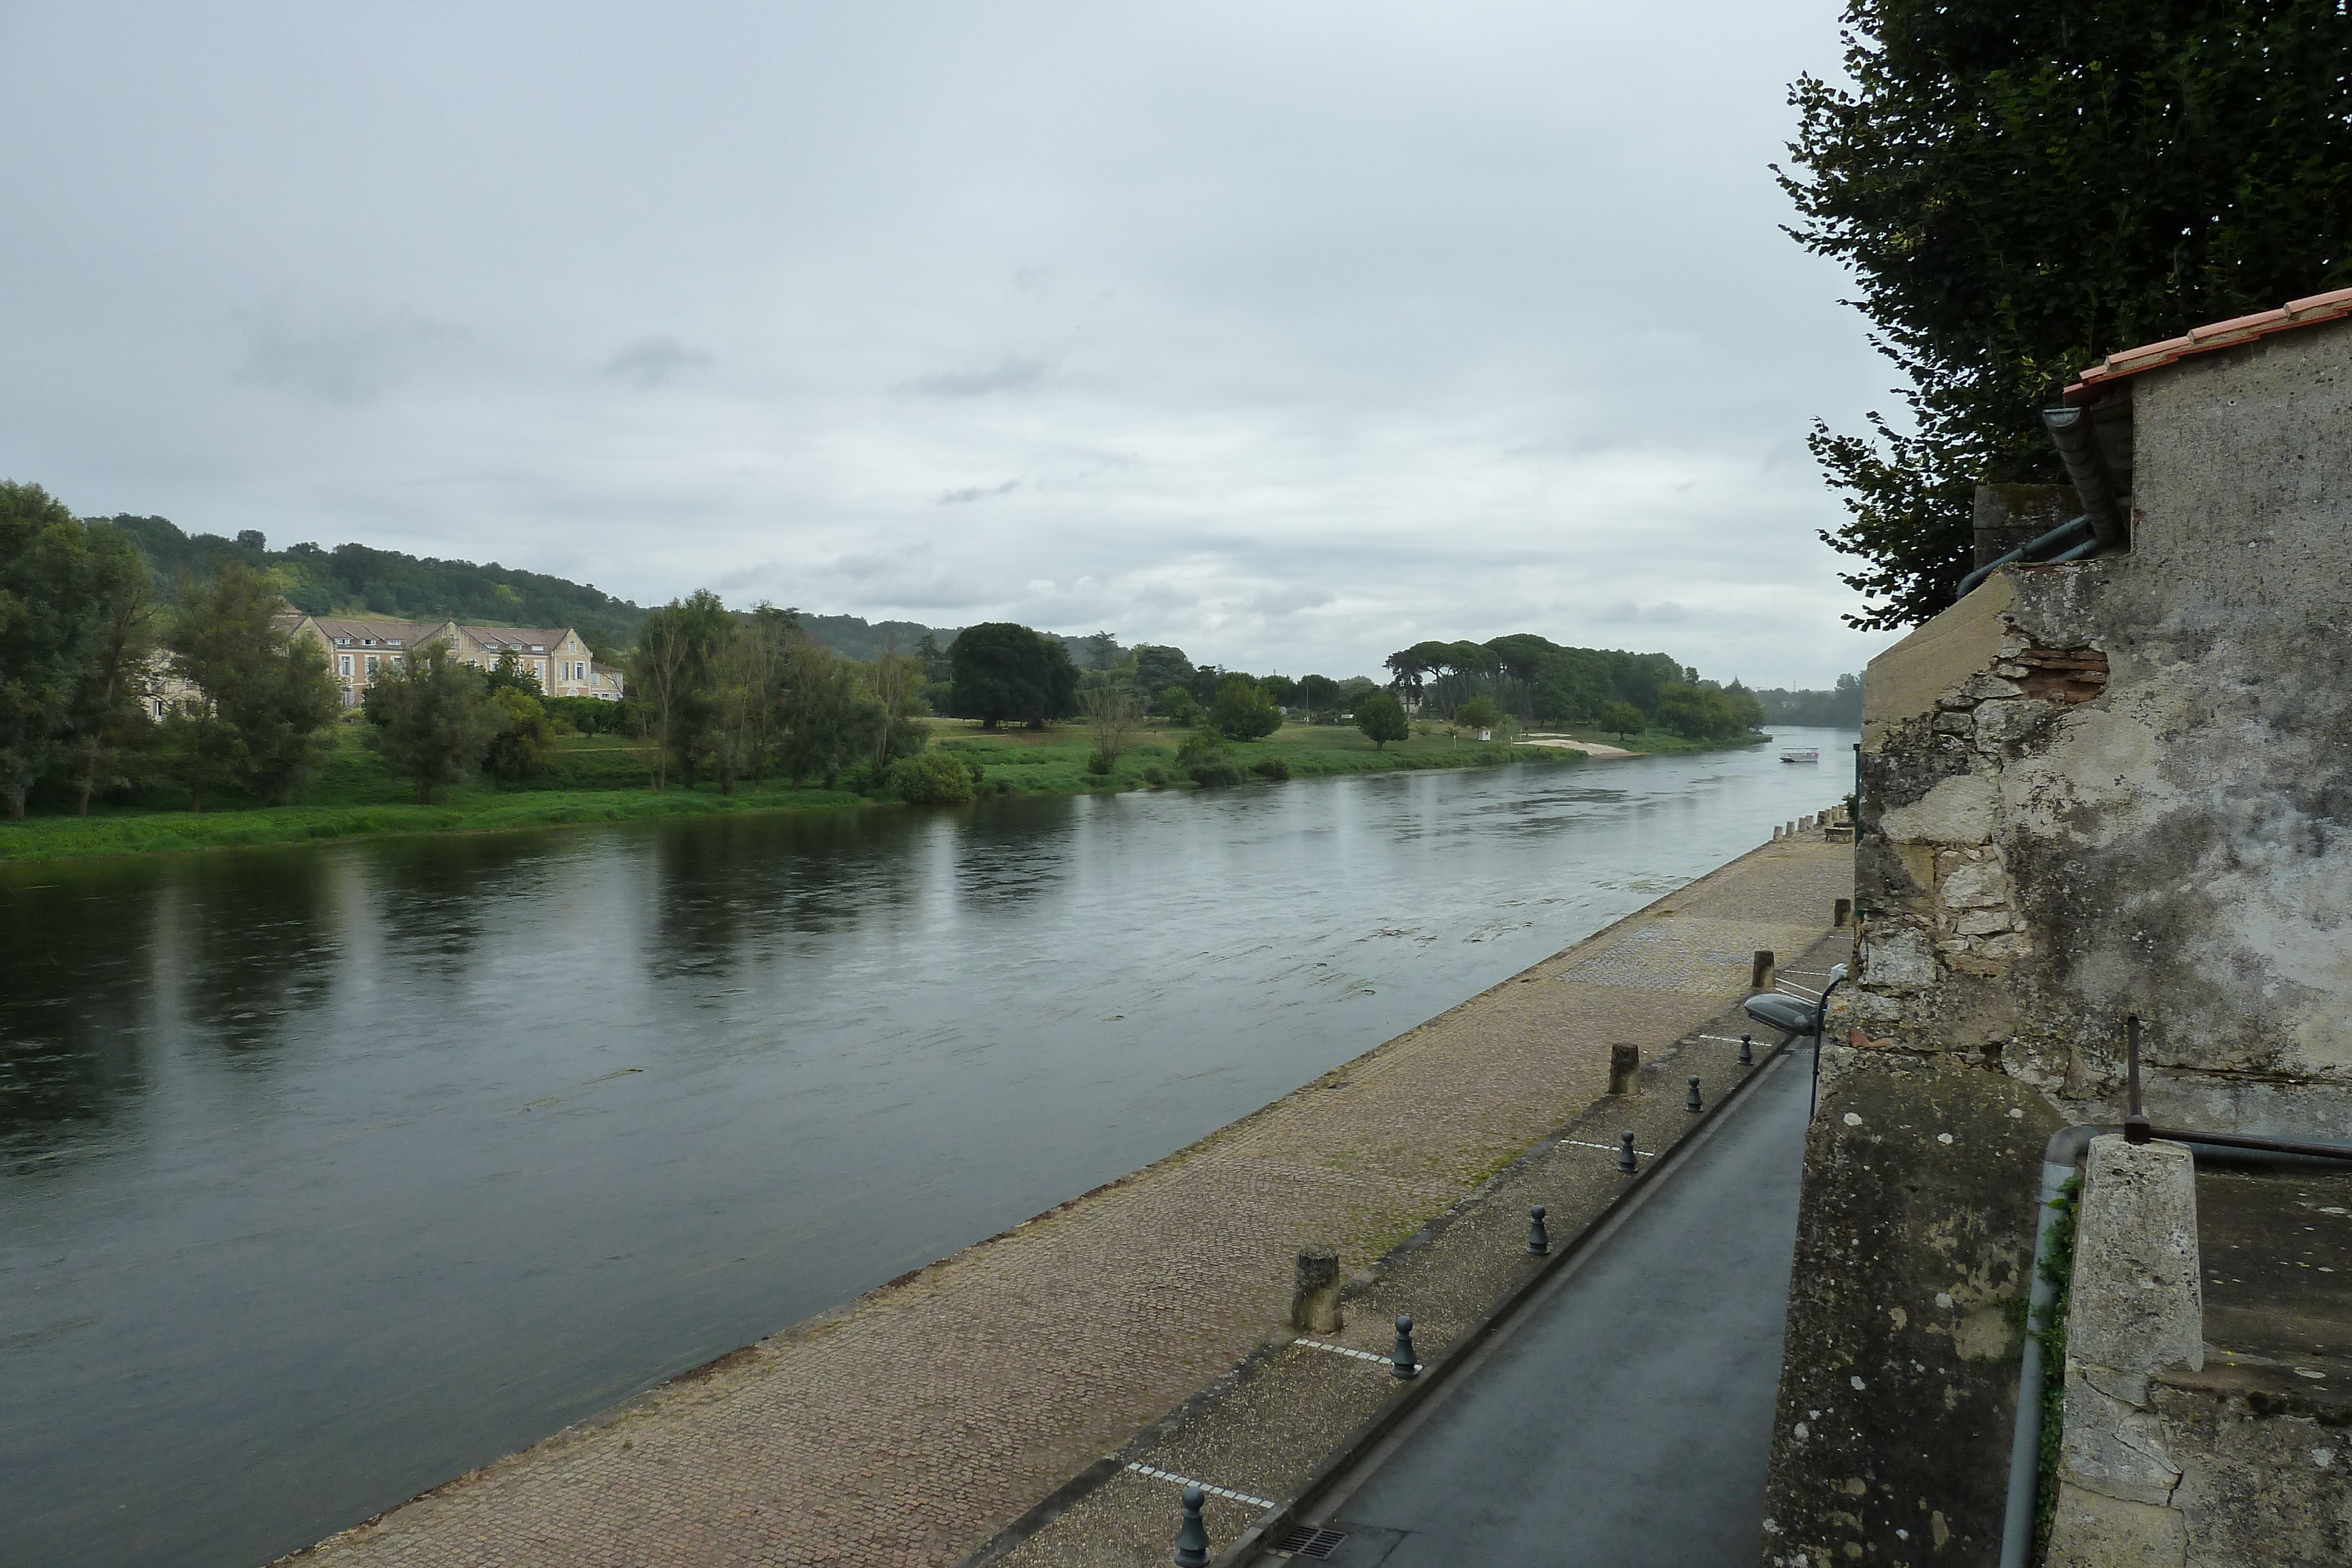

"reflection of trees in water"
[0,867,157,1169]
[168,850,339,1058]
[362,834,536,979]
[647,810,927,982]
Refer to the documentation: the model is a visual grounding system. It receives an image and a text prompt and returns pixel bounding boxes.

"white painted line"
[1124,1462,1277,1511]
[1293,1337,1412,1369]
[1776,983,1822,999]
[1696,1033,1766,1046]
[1558,1137,1658,1159]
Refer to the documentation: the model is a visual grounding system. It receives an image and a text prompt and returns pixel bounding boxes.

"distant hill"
[95,516,978,665]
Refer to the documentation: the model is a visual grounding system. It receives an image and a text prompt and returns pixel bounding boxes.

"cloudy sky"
[1,1,1905,686]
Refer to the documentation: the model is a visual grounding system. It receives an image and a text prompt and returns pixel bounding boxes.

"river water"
[0,730,1853,1567]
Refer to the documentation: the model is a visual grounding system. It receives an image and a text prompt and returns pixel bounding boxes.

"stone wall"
[1763,314,2352,1567]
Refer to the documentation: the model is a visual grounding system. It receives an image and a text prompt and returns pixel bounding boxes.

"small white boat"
[1779,747,1820,764]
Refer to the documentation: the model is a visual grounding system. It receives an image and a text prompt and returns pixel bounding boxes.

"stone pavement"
[283,835,1852,1568]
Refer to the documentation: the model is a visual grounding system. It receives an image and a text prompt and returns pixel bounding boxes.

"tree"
[1598,701,1646,740]
[1208,674,1282,741]
[1155,684,1202,726]
[889,751,975,804]
[867,643,928,773]
[1080,681,1143,768]
[164,563,339,806]
[1132,644,1193,697]
[69,543,159,815]
[776,631,884,788]
[1260,674,1299,708]
[947,621,1078,729]
[486,650,544,697]
[365,640,505,803]
[1781,0,2352,627]
[0,485,158,817]
[1299,674,1338,720]
[630,591,731,790]
[1455,695,1502,732]
[483,688,556,780]
[1355,690,1408,751]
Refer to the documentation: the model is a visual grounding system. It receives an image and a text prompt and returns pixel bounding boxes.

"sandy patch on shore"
[1520,737,1634,758]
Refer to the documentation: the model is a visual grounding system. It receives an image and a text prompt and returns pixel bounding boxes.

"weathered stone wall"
[1763,316,2352,1567]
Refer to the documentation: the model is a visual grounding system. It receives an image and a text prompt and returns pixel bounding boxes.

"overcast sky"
[1,1,1904,687]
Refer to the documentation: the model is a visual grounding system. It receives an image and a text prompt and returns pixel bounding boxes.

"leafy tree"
[1455,695,1502,731]
[1753,674,1866,727]
[1355,690,1409,751]
[1260,674,1299,708]
[1654,682,1765,740]
[1298,674,1338,720]
[0,485,157,818]
[483,688,556,780]
[1781,0,2352,628]
[1598,700,1646,740]
[713,603,790,792]
[867,643,928,773]
[1208,674,1282,741]
[889,751,975,804]
[947,621,1078,729]
[163,563,340,806]
[486,650,544,697]
[630,590,731,790]
[364,640,505,803]
[1153,684,1202,726]
[1131,644,1194,697]
[777,631,884,788]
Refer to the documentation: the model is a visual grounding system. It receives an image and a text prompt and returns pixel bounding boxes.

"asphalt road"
[1314,1044,1813,1566]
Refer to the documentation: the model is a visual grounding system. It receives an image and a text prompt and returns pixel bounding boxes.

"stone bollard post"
[1786,819,1798,839]
[1750,950,1776,991]
[1391,1315,1419,1379]
[1686,1075,1703,1112]
[1174,1485,1210,1567]
[1526,1204,1549,1255]
[1289,1248,1344,1333]
[1608,1044,1640,1096]
[1834,897,1852,928]
[1615,1130,1638,1174]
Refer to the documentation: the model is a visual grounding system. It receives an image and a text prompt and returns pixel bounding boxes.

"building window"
[338,655,353,676]
[365,655,379,673]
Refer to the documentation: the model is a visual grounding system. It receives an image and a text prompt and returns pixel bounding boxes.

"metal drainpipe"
[1953,514,2093,601]
[1997,1123,2107,1568]
[2040,408,2124,549]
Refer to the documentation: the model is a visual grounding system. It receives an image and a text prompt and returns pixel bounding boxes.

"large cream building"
[293,617,625,708]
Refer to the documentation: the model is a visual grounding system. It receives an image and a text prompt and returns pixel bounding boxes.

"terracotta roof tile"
[2067,285,2352,402]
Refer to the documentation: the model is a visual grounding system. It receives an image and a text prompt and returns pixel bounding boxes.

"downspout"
[1997,1124,2106,1568]
[2040,407,2124,550]
[1953,515,2093,601]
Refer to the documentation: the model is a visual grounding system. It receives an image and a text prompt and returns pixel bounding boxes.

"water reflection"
[0,733,1855,1568]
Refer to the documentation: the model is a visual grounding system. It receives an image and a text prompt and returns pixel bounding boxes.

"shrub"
[1142,764,1168,787]
[963,755,988,785]
[1085,751,1114,775]
[1251,755,1290,780]
[1187,758,1246,787]
[888,751,975,804]
[1176,727,1225,763]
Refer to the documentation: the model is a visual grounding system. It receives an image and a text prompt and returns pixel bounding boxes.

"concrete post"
[1750,950,1776,991]
[1608,1044,1640,1096]
[1289,1248,1343,1333]
[2044,1136,2202,1564]
[1834,898,1852,928]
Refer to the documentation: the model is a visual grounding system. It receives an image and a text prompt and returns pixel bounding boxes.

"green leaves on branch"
[1354,690,1408,751]
[1781,0,2352,627]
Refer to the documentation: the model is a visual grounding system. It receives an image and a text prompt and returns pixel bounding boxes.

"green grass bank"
[0,720,1763,866]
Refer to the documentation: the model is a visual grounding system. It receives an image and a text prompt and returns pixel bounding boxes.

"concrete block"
[2070,1136,2203,1378]
[2044,1483,2187,1568]
[2058,1371,2182,1505]
[1879,771,1997,845]
[1862,926,1938,990]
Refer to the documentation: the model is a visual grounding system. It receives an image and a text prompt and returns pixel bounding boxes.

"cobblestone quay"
[285,835,1850,1568]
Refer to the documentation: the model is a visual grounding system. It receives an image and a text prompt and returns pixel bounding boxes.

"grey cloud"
[898,356,1048,399]
[603,336,714,387]
[938,480,1020,505]
[232,302,469,404]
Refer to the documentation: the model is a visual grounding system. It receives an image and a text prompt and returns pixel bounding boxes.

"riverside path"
[1277,1035,1813,1565]
[283,834,1850,1568]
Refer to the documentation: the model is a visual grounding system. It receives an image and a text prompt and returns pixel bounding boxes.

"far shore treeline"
[1,483,1858,825]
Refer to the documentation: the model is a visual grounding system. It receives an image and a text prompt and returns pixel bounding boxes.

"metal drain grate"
[1272,1526,1349,1559]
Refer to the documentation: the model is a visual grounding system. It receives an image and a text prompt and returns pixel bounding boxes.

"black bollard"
[1738,1032,1754,1066]
[1686,1075,1703,1112]
[1526,1204,1549,1255]
[1616,1129,1638,1174]
[1174,1485,1210,1566]
[1391,1314,1419,1379]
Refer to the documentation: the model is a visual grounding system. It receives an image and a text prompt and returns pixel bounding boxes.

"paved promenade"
[286,835,1850,1568]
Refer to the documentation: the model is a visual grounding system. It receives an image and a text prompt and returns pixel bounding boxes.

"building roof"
[306,617,439,646]
[456,625,574,654]
[2066,285,2352,403]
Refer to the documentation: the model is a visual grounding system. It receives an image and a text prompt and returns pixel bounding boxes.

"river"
[0,730,1853,1567]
